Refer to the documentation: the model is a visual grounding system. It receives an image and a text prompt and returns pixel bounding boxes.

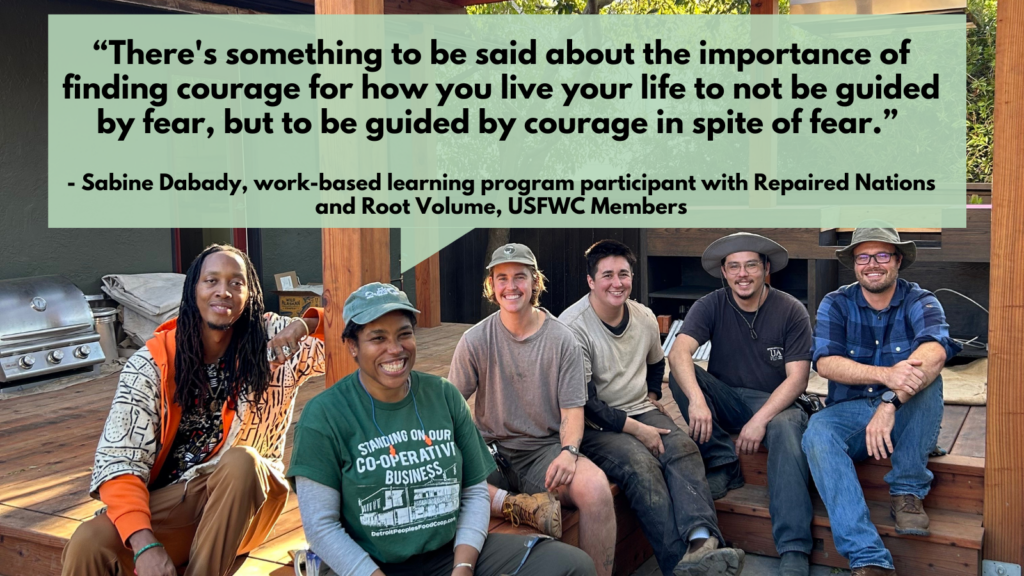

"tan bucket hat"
[836,228,917,270]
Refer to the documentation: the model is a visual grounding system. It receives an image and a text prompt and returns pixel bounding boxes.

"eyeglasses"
[854,252,898,266]
[724,261,763,275]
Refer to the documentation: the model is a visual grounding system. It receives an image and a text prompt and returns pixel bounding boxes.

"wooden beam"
[316,0,382,13]
[985,0,1024,565]
[96,0,262,13]
[750,0,777,15]
[415,254,442,328]
[386,0,466,14]
[321,229,390,385]
[317,0,387,387]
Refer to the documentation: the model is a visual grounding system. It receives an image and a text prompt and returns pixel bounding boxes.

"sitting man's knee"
[800,420,838,457]
[63,514,122,565]
[767,412,807,444]
[211,446,263,490]
[570,465,614,509]
[627,450,663,479]
[218,446,261,471]
[663,430,700,456]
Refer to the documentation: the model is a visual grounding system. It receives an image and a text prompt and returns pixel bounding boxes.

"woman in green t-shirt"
[288,282,595,576]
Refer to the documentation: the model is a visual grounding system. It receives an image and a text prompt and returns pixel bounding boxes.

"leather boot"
[890,494,930,536]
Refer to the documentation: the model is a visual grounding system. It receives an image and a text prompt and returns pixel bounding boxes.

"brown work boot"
[890,494,930,536]
[501,492,562,539]
[851,566,897,576]
[673,536,745,576]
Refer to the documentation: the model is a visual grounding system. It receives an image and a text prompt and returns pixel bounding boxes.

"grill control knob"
[19,355,35,369]
[48,350,65,364]
[74,345,91,359]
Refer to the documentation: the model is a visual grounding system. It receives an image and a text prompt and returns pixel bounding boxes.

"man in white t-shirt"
[450,243,617,576]
[560,239,744,576]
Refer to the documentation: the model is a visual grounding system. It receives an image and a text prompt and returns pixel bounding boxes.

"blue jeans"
[580,410,722,576]
[801,377,944,570]
[669,366,814,556]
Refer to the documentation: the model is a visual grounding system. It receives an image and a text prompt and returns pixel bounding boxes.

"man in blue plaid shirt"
[801,228,961,576]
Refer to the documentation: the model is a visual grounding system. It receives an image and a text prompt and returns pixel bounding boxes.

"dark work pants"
[320,534,596,576]
[581,410,723,576]
[669,366,814,556]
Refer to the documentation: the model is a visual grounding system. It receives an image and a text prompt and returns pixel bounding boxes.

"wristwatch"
[880,390,903,410]
[560,445,580,459]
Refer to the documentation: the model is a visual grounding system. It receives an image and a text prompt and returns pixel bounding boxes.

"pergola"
[315,0,1024,569]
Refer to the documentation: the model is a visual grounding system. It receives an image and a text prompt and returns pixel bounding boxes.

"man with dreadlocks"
[62,245,326,576]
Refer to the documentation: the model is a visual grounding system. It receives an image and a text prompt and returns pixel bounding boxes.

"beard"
[735,288,758,300]
[206,320,234,331]
[729,279,763,300]
[857,269,898,294]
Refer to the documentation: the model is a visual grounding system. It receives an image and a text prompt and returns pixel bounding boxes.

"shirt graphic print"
[355,426,461,538]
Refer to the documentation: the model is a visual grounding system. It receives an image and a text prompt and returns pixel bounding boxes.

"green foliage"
[967,0,996,183]
[468,0,787,16]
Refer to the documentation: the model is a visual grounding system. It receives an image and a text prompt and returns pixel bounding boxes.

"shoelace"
[502,499,534,528]
[897,494,921,513]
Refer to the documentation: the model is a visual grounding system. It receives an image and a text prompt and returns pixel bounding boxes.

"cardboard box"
[273,272,323,317]
[274,271,300,291]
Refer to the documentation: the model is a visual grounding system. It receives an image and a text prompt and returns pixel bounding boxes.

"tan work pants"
[61,446,289,576]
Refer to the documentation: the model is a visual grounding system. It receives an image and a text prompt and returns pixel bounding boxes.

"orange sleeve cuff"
[302,307,326,340]
[98,475,152,545]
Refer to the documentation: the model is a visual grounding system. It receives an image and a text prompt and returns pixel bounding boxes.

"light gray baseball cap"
[486,243,538,269]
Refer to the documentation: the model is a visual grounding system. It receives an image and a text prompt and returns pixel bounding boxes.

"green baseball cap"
[487,243,538,269]
[343,283,420,325]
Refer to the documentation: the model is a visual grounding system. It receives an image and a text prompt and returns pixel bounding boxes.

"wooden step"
[736,449,986,516]
[715,483,983,576]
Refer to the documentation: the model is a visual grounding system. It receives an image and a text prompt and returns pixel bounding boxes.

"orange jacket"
[98,309,325,544]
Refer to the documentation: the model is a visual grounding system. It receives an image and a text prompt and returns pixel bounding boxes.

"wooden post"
[316,0,382,14]
[750,0,777,15]
[321,229,391,385]
[317,0,386,386]
[985,0,1024,566]
[415,254,442,328]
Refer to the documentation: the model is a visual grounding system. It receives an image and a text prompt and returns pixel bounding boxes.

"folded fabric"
[122,306,179,347]
[102,273,185,316]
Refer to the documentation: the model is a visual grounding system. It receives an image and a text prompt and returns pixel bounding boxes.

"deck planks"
[951,406,987,458]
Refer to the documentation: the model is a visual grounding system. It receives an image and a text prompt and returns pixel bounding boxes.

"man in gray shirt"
[560,239,744,576]
[450,243,617,576]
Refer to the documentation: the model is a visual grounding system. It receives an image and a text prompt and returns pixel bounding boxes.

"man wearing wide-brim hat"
[667,232,816,576]
[801,228,962,576]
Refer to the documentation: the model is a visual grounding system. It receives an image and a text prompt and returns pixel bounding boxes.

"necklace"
[207,362,229,412]
[726,285,767,340]
[357,372,432,457]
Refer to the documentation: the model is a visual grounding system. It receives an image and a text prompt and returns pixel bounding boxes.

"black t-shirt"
[680,287,813,393]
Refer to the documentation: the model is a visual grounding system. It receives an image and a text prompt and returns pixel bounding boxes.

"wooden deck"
[0,321,987,576]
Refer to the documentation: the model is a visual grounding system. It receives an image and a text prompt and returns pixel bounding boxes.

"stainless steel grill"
[0,276,106,382]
